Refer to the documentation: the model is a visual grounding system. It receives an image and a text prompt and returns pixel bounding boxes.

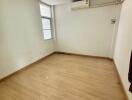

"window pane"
[43,30,52,40]
[42,18,51,29]
[40,4,51,17]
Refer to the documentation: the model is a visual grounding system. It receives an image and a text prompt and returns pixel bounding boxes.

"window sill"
[44,38,54,41]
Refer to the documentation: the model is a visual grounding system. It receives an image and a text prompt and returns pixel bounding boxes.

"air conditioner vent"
[72,0,83,2]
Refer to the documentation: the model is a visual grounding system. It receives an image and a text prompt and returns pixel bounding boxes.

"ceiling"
[40,0,68,5]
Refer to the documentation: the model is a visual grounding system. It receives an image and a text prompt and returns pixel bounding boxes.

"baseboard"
[113,60,129,100]
[55,51,113,60]
[0,52,55,83]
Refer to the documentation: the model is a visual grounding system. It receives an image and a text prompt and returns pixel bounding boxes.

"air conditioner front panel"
[89,0,122,7]
[71,0,89,10]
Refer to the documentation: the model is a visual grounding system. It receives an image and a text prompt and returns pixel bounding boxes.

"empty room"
[0,0,132,100]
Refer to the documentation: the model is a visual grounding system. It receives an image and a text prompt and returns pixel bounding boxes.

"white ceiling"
[40,0,68,5]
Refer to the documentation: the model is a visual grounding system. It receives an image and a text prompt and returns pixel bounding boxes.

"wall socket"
[111,18,116,24]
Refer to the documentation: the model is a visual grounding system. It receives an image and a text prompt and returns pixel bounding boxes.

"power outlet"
[111,18,116,24]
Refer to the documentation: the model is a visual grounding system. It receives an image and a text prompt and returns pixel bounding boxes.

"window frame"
[40,2,53,40]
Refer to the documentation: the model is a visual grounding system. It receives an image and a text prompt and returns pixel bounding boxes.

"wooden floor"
[0,53,126,100]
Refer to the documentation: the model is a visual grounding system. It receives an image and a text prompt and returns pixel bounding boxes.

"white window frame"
[40,2,53,40]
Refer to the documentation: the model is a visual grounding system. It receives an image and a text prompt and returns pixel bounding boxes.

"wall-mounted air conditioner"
[71,0,89,10]
[89,0,124,8]
[71,0,124,10]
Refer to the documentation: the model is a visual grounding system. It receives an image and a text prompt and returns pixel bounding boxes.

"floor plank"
[0,53,126,100]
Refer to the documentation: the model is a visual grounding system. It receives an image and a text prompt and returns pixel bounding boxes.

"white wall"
[114,0,132,99]
[55,4,121,58]
[0,0,55,79]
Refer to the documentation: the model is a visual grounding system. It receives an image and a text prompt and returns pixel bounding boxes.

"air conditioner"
[71,0,89,10]
[71,0,124,10]
[89,0,124,8]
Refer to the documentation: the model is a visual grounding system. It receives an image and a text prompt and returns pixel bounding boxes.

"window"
[40,3,53,40]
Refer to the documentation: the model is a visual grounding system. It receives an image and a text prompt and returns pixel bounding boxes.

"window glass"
[40,4,51,17]
[43,30,52,39]
[42,18,51,29]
